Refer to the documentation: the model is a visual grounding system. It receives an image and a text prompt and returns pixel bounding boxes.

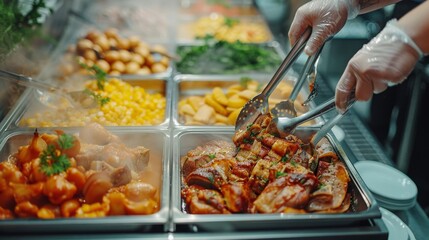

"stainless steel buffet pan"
[171,74,322,127]
[3,78,171,130]
[0,127,170,233]
[171,127,381,232]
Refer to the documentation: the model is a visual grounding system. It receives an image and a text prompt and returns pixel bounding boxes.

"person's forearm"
[356,0,401,14]
[397,0,429,55]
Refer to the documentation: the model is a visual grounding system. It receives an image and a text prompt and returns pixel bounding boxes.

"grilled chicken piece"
[79,122,120,145]
[181,140,235,179]
[248,159,271,195]
[253,172,317,213]
[182,185,230,214]
[307,161,350,212]
[76,143,149,172]
[221,182,250,213]
[316,139,339,163]
[185,158,235,190]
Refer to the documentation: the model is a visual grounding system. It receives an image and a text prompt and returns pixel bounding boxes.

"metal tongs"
[275,93,356,143]
[235,28,314,131]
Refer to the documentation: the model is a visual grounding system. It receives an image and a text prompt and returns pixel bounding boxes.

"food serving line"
[0,0,428,239]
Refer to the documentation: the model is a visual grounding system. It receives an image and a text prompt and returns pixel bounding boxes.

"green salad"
[176,40,282,74]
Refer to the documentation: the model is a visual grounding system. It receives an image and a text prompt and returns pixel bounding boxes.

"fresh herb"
[275,171,287,178]
[281,155,289,163]
[83,89,110,107]
[79,62,107,90]
[40,145,71,176]
[243,138,252,144]
[40,132,75,176]
[240,77,252,88]
[318,183,326,189]
[290,159,297,167]
[58,133,74,149]
[208,153,216,160]
[224,17,239,28]
[246,123,253,130]
[0,0,53,59]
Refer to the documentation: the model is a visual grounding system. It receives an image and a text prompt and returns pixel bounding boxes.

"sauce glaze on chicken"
[181,113,351,214]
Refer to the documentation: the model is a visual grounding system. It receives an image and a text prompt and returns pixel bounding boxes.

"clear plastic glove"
[335,19,424,113]
[288,0,360,56]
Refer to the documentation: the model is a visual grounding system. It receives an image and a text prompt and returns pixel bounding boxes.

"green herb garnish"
[58,133,74,149]
[240,77,252,88]
[224,17,239,28]
[208,153,216,160]
[0,0,53,59]
[275,171,287,178]
[79,62,107,90]
[83,89,110,107]
[281,155,289,163]
[40,133,75,176]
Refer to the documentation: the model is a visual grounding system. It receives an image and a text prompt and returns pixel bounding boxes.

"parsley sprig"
[79,62,107,90]
[83,89,110,107]
[40,132,75,176]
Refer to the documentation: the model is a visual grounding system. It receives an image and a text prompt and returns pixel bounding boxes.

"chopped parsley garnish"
[40,133,74,176]
[275,171,287,178]
[83,89,111,107]
[79,62,107,90]
[240,77,252,88]
[58,133,74,149]
[290,159,297,167]
[224,17,239,27]
[208,153,216,160]
[281,155,289,163]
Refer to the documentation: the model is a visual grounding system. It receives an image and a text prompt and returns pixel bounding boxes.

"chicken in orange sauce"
[0,123,158,219]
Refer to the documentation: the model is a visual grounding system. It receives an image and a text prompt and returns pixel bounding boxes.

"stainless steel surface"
[0,127,171,233]
[172,74,322,127]
[235,29,310,131]
[275,97,335,136]
[0,69,98,109]
[2,78,171,130]
[271,44,323,119]
[171,128,381,232]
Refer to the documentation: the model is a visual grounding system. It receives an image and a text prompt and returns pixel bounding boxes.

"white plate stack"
[354,161,418,210]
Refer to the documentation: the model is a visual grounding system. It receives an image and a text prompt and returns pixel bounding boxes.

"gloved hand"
[288,0,360,56]
[335,19,424,113]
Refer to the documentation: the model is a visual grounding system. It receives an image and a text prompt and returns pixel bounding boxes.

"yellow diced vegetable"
[227,96,247,108]
[205,94,228,116]
[215,113,228,124]
[212,87,228,106]
[193,104,215,124]
[188,96,204,111]
[181,104,196,116]
[228,108,241,125]
[238,89,257,100]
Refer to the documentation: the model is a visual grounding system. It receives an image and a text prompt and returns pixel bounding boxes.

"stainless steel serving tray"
[35,13,174,82]
[171,127,381,232]
[2,78,172,131]
[172,74,323,128]
[174,41,286,75]
[0,127,171,233]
